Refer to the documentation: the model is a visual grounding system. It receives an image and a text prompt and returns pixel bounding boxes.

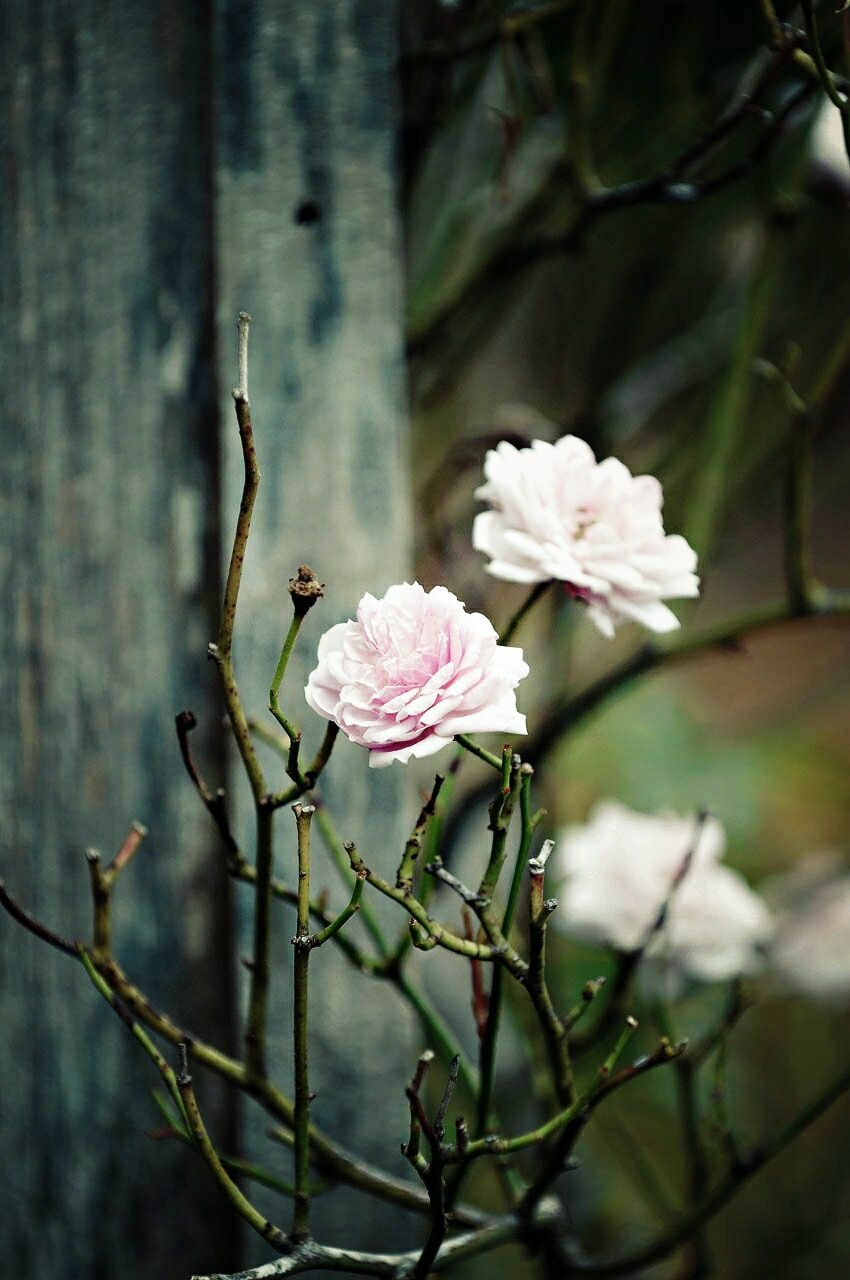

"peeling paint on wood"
[213,0,416,1267]
[1,1,412,1276]
[0,3,235,1276]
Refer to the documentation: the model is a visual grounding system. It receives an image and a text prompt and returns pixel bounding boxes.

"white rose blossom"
[770,863,850,1003]
[554,801,774,985]
[472,435,700,638]
[304,582,529,768]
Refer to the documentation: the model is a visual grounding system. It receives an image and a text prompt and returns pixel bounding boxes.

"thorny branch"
[406,32,820,354]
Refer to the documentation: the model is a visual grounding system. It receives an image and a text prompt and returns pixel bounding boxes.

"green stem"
[308,875,364,949]
[455,734,503,771]
[478,748,521,902]
[245,803,274,1079]
[269,614,306,752]
[498,581,552,644]
[312,803,478,1101]
[312,804,390,958]
[475,766,536,1139]
[346,842,505,965]
[448,1020,646,1166]
[397,971,478,1101]
[178,1048,288,1254]
[567,1061,850,1276]
[292,804,314,1241]
[80,950,484,1225]
[150,1089,326,1200]
[79,948,185,1121]
[232,861,377,972]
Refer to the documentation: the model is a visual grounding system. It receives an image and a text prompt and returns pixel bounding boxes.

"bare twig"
[462,907,489,1041]
[443,591,850,864]
[400,0,578,70]
[189,1201,561,1279]
[209,312,266,802]
[177,1042,289,1254]
[408,1055,461,1280]
[245,801,275,1079]
[801,0,850,161]
[0,880,78,957]
[562,1060,850,1276]
[396,774,445,893]
[108,821,148,878]
[176,710,245,871]
[407,60,816,355]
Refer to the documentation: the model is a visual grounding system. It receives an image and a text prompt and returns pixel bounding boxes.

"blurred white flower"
[770,863,850,1003]
[472,435,699,637]
[305,582,528,768]
[809,101,850,192]
[555,801,773,984]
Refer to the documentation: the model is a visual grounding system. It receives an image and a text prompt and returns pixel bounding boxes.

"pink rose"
[473,435,699,637]
[305,583,529,768]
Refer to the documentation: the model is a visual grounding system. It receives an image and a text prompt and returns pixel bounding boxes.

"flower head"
[305,583,528,768]
[554,802,773,984]
[473,435,699,637]
[770,862,850,1003]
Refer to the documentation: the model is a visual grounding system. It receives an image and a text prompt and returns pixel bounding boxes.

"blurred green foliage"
[401,2,850,1275]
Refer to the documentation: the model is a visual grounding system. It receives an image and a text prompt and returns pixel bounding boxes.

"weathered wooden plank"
[213,0,417,1265]
[0,3,237,1276]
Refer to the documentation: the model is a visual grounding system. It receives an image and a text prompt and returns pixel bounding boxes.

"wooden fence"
[0,3,412,1275]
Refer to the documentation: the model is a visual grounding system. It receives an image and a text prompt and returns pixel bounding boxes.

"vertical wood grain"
[0,3,237,1276]
[213,0,417,1264]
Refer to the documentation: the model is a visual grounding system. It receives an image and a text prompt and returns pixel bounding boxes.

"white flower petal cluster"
[555,802,773,984]
[771,866,850,1003]
[305,583,528,768]
[473,435,699,637]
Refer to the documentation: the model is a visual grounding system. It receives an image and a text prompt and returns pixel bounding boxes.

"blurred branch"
[564,1060,850,1276]
[801,0,850,162]
[675,1056,711,1273]
[685,222,784,565]
[406,43,816,356]
[754,357,815,612]
[443,590,850,860]
[570,813,707,1055]
[519,1030,680,1215]
[400,1,578,70]
[499,580,553,644]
